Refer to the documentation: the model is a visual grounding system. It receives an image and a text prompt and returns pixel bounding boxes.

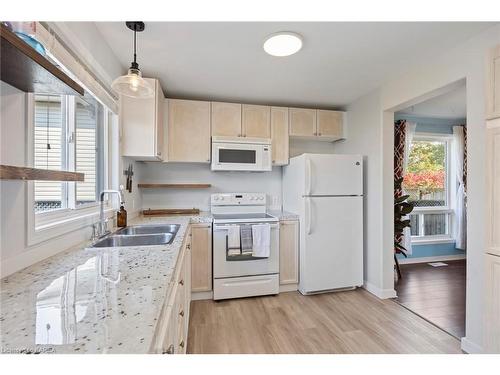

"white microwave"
[211,136,272,172]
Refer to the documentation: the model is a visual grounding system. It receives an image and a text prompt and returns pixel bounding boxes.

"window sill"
[411,238,456,246]
[28,205,114,247]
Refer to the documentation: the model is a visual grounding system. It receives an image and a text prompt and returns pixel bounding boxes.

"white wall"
[333,24,500,352]
[331,90,393,297]
[0,23,123,277]
[139,163,283,212]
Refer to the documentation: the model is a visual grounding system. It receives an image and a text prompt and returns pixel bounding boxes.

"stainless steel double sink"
[90,224,180,248]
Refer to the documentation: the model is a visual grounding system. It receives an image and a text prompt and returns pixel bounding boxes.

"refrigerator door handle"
[306,157,312,195]
[306,197,312,235]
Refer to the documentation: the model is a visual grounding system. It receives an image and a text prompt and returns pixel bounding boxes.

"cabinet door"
[167,99,211,163]
[289,108,316,137]
[317,110,344,139]
[242,104,271,138]
[191,224,212,292]
[486,45,500,119]
[279,220,299,285]
[486,120,500,257]
[271,107,289,166]
[160,305,176,354]
[120,78,159,160]
[211,102,242,136]
[485,253,500,353]
[155,80,165,159]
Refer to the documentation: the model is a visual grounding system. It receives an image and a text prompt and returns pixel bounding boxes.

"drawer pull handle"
[179,340,185,348]
[179,310,184,317]
[179,279,184,286]
[186,244,191,250]
[162,344,174,354]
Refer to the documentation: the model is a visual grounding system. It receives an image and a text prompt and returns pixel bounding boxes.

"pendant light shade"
[111,22,153,99]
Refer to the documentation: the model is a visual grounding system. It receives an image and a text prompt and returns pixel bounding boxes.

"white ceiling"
[95,22,495,108]
[397,84,466,119]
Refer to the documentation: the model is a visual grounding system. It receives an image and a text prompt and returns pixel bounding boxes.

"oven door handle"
[214,223,279,231]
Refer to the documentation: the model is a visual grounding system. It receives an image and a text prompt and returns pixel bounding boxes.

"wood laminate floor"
[395,260,466,339]
[187,289,461,354]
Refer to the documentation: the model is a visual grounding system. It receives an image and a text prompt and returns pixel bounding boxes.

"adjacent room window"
[403,135,452,240]
[33,94,106,214]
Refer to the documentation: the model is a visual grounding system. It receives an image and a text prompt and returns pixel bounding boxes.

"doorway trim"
[381,78,468,297]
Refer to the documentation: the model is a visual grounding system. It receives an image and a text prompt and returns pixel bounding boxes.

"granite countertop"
[0,213,212,354]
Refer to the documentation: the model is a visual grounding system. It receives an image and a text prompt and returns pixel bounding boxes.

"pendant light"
[111,21,153,98]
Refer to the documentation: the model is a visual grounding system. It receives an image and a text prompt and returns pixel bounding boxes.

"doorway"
[392,83,467,338]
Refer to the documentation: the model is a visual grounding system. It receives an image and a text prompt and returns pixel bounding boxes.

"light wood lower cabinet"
[151,226,192,354]
[191,224,212,292]
[485,253,500,353]
[279,220,299,285]
[166,99,211,163]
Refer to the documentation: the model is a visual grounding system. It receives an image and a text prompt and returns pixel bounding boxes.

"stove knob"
[250,196,255,200]
[214,196,219,201]
[259,196,264,201]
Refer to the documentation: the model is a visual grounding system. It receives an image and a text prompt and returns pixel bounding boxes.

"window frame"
[406,132,455,243]
[26,93,115,246]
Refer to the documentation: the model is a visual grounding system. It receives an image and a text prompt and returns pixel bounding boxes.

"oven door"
[211,142,271,171]
[213,223,280,278]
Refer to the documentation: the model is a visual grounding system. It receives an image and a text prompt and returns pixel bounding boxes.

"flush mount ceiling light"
[111,21,153,98]
[263,32,303,57]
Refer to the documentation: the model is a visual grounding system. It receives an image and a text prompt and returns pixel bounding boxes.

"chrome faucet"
[97,190,124,238]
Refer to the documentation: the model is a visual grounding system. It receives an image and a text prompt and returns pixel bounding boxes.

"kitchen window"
[33,94,106,214]
[403,134,453,242]
[28,91,114,245]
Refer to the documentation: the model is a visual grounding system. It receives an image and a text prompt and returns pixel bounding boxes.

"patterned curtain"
[394,120,407,198]
[394,120,407,246]
[463,125,467,198]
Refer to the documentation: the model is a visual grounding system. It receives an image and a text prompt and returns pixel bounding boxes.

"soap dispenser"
[117,204,127,227]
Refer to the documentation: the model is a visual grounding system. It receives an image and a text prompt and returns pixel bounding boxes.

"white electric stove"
[211,193,280,300]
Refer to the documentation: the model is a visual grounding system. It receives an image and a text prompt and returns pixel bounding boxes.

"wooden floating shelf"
[0,24,84,96]
[143,208,200,216]
[138,183,211,189]
[0,165,84,182]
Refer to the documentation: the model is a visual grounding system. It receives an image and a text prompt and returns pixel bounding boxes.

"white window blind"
[34,96,65,212]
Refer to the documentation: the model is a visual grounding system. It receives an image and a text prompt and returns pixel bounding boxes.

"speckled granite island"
[0,214,212,354]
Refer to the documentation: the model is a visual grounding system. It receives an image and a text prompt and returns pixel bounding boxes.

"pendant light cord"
[133,27,137,65]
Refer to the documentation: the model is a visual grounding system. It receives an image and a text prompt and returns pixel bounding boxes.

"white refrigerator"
[283,153,364,295]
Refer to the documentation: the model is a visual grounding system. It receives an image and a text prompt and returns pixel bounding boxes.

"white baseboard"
[399,254,466,265]
[363,282,397,299]
[461,337,483,354]
[279,283,298,293]
[191,291,213,301]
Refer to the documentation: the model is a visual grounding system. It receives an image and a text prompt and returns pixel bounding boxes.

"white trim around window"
[25,93,115,247]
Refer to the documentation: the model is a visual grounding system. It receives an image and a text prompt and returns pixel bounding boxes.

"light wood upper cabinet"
[120,78,165,161]
[485,253,500,353]
[271,107,289,166]
[191,224,212,292]
[486,44,500,120]
[167,99,211,163]
[211,102,242,137]
[242,104,271,138]
[289,108,316,137]
[317,110,344,139]
[486,119,500,257]
[279,220,299,285]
